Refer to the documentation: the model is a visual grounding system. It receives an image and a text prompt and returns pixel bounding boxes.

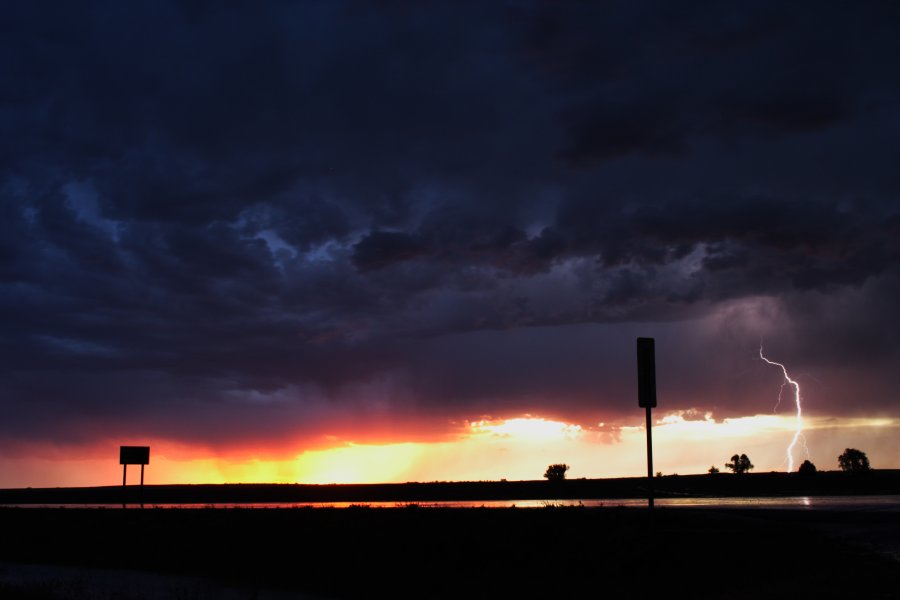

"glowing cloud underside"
[759,346,805,472]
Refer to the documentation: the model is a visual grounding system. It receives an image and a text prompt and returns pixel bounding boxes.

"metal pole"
[646,405,654,510]
[123,464,127,487]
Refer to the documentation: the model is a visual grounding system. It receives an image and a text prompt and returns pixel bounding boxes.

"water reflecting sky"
[5,495,899,511]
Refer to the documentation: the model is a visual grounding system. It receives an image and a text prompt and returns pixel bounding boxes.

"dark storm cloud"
[2,1,900,453]
[352,231,428,272]
[532,1,894,164]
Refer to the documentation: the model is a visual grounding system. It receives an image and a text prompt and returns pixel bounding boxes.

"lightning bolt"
[759,346,804,472]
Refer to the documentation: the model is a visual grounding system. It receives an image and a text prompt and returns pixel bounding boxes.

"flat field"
[2,470,900,505]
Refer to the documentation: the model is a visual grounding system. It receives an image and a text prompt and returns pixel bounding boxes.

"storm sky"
[2,1,899,480]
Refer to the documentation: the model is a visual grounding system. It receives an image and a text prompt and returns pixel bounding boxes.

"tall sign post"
[120,446,150,508]
[637,338,657,509]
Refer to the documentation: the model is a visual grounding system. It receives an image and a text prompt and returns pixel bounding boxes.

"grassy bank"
[2,470,899,505]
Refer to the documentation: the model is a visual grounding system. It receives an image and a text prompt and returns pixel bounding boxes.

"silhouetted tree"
[838,448,870,472]
[797,460,817,475]
[544,464,569,482]
[725,454,754,474]
[708,465,719,475]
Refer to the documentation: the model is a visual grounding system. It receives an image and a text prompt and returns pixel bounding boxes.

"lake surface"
[4,494,900,510]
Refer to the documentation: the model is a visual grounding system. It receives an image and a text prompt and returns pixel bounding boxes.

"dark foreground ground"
[0,506,898,600]
[3,470,899,505]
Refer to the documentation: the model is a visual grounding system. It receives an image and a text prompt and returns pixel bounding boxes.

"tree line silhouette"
[546,448,872,481]
[706,447,871,476]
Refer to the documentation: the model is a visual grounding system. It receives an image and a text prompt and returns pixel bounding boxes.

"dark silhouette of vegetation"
[838,448,870,473]
[797,460,817,475]
[708,465,719,475]
[544,464,569,481]
[725,454,754,474]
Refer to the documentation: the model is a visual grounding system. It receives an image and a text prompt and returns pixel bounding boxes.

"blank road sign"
[120,446,150,465]
[637,337,657,408]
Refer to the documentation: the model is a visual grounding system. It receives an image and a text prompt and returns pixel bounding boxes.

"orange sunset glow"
[3,413,898,489]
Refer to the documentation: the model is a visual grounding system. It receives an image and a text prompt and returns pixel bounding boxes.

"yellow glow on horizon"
[2,414,899,488]
[804,417,896,429]
[469,416,583,441]
[651,413,799,439]
[292,443,424,484]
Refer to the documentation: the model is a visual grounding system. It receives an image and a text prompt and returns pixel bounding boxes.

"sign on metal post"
[636,338,656,509]
[120,446,150,507]
[637,337,657,408]
[120,446,150,466]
